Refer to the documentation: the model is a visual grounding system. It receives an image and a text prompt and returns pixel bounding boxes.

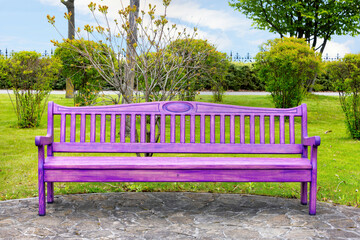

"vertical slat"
[230,115,235,144]
[60,114,66,142]
[120,114,126,143]
[180,115,185,143]
[90,114,96,142]
[170,115,176,143]
[269,115,275,144]
[70,114,76,142]
[47,101,54,156]
[100,114,106,143]
[250,115,255,144]
[260,115,265,144]
[150,114,155,143]
[301,104,308,157]
[240,115,245,144]
[200,115,205,143]
[220,115,225,143]
[80,114,86,142]
[301,104,308,142]
[110,114,116,143]
[130,114,136,143]
[210,115,215,143]
[190,115,195,143]
[160,114,166,143]
[140,114,146,143]
[289,115,295,144]
[280,115,285,144]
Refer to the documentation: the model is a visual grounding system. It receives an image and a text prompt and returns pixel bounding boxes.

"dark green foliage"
[7,51,61,128]
[312,62,336,92]
[225,62,264,91]
[54,40,112,106]
[0,56,10,89]
[327,54,360,139]
[52,76,67,90]
[166,39,230,102]
[255,37,321,108]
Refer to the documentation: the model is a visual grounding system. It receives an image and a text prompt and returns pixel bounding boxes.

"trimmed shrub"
[225,62,264,91]
[311,61,336,92]
[166,39,230,102]
[54,40,113,106]
[0,56,10,89]
[7,51,61,128]
[327,54,360,139]
[255,37,321,108]
[53,75,67,90]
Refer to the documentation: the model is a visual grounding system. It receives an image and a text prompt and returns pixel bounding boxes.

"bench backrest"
[46,101,308,155]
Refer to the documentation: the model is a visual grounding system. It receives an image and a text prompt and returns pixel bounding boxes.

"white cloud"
[322,40,353,58]
[166,0,251,33]
[34,0,360,56]
[40,0,251,47]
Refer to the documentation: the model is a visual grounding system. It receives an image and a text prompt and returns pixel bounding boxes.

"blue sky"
[1,0,359,58]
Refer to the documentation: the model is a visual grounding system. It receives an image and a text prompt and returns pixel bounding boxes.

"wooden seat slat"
[290,115,295,144]
[44,156,312,170]
[70,114,76,142]
[80,114,86,142]
[90,114,96,142]
[110,114,116,143]
[44,169,312,183]
[52,142,304,154]
[100,114,106,143]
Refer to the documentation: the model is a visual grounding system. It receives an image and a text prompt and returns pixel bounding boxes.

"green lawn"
[0,93,359,207]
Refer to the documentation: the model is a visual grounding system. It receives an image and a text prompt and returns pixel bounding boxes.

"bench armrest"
[35,135,53,146]
[303,136,321,147]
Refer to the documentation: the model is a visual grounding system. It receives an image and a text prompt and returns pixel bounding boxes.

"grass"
[0,93,360,207]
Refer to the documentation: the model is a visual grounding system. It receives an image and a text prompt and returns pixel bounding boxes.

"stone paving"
[0,192,359,239]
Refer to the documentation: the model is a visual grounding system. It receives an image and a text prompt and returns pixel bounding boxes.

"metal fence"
[0,48,342,62]
[229,52,342,63]
[0,49,54,58]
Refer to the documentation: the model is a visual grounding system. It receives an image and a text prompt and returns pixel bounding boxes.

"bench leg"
[38,145,46,216]
[39,180,46,216]
[47,182,54,203]
[309,175,317,215]
[300,182,308,205]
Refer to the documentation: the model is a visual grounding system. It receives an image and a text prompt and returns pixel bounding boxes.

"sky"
[1,0,359,59]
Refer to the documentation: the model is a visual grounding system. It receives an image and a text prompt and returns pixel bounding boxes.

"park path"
[0,192,359,239]
[0,90,339,96]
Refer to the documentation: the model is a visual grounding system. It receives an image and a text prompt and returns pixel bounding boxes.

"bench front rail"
[36,101,320,215]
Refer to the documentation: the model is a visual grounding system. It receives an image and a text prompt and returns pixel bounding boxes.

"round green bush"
[255,37,321,108]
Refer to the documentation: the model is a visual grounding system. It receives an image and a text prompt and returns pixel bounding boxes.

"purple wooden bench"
[35,101,320,216]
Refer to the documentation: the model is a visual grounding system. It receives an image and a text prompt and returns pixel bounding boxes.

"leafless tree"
[48,0,210,155]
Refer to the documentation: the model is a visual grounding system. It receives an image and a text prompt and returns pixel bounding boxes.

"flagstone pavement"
[1,192,360,239]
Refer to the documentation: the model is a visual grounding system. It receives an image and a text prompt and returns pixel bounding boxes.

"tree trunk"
[61,0,75,98]
[308,37,328,93]
[124,0,139,103]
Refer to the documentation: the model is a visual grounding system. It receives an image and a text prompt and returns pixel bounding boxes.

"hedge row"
[0,58,337,92]
[224,61,337,92]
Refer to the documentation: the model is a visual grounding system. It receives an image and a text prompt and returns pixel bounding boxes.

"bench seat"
[44,157,312,170]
